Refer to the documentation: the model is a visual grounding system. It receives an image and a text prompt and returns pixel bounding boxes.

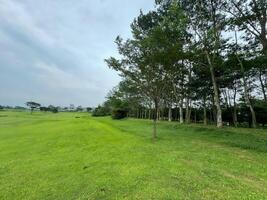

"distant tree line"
[1,103,93,114]
[96,0,267,139]
[0,105,26,110]
[25,101,60,114]
[40,105,59,113]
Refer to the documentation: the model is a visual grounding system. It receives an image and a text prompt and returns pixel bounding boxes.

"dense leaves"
[102,0,267,137]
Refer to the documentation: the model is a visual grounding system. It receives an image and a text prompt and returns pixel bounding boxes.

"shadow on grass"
[93,117,267,153]
[172,125,267,153]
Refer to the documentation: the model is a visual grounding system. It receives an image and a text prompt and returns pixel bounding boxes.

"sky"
[0,0,155,107]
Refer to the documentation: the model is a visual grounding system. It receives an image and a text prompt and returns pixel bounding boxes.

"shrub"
[92,105,111,117]
[112,109,128,119]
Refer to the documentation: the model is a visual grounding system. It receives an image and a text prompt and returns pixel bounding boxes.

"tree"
[233,31,258,127]
[86,107,93,112]
[106,3,189,139]
[225,0,267,105]
[181,0,227,127]
[40,106,49,112]
[100,0,266,128]
[26,101,41,114]
[225,0,267,58]
[76,106,83,112]
[48,105,59,113]
[92,103,111,117]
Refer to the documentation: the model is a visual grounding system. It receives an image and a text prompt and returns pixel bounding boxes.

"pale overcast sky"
[0,0,154,107]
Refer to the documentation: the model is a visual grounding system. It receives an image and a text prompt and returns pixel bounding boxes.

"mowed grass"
[0,111,267,200]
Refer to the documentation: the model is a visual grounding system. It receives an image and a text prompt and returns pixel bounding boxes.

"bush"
[40,106,58,113]
[50,107,58,113]
[92,105,111,117]
[112,109,128,119]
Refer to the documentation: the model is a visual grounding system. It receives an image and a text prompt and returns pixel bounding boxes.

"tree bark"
[203,97,207,125]
[232,87,238,127]
[233,30,257,127]
[236,55,257,128]
[153,100,158,140]
[185,67,192,124]
[168,107,172,122]
[179,98,184,124]
[194,109,197,123]
[161,108,164,120]
[205,51,223,128]
[185,98,191,123]
[259,69,267,103]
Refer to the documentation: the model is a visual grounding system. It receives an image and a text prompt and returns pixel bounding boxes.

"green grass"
[0,111,267,200]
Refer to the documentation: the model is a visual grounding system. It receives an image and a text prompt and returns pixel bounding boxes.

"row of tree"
[26,101,60,114]
[99,0,267,139]
[24,102,93,114]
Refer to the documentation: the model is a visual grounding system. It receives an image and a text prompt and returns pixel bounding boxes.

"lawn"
[0,111,267,200]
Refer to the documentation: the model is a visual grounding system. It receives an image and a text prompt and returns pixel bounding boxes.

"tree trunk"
[175,106,178,121]
[232,87,238,127]
[205,51,223,128]
[162,108,164,120]
[209,109,213,122]
[179,98,184,124]
[233,106,237,128]
[185,66,192,124]
[203,97,207,125]
[194,109,197,123]
[185,98,191,123]
[237,56,257,128]
[234,31,257,128]
[259,69,267,103]
[153,100,158,140]
[168,107,172,122]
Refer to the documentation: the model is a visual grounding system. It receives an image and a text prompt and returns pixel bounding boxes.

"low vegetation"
[0,111,267,199]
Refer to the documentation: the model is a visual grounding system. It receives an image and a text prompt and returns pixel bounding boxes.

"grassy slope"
[0,111,267,200]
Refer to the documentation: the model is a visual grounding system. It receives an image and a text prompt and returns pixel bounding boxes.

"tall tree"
[26,101,41,114]
[106,3,188,138]
[226,0,267,57]
[179,0,227,127]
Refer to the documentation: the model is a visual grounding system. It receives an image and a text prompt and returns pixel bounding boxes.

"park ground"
[0,111,267,200]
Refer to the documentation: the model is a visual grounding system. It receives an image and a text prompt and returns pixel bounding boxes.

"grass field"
[0,111,267,200]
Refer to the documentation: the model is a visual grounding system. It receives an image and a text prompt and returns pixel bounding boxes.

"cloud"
[34,62,100,91]
[0,0,154,107]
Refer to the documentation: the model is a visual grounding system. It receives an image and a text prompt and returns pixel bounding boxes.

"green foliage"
[25,101,41,113]
[40,105,58,113]
[86,107,93,112]
[50,106,58,113]
[92,104,111,117]
[103,0,267,129]
[254,100,267,126]
[76,106,83,112]
[111,109,128,119]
